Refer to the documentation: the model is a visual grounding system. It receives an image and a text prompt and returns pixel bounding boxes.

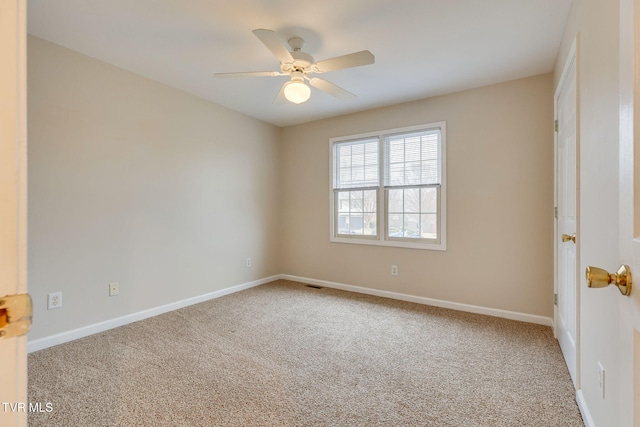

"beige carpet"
[28,280,584,426]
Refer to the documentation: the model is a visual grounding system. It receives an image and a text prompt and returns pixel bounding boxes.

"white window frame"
[330,122,447,251]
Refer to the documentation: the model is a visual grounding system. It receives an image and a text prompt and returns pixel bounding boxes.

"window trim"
[329,122,447,251]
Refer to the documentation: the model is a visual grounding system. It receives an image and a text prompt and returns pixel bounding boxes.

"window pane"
[363,213,376,235]
[365,141,378,163]
[364,164,378,184]
[338,145,351,165]
[337,211,350,234]
[351,166,364,187]
[405,139,421,162]
[404,214,420,238]
[422,137,438,160]
[404,188,420,213]
[350,191,363,213]
[421,187,437,213]
[388,163,404,186]
[389,139,404,163]
[349,213,364,235]
[363,190,377,235]
[363,190,377,213]
[421,159,439,184]
[421,214,438,239]
[338,192,349,213]
[388,213,403,237]
[388,189,403,213]
[351,144,364,166]
[405,160,421,185]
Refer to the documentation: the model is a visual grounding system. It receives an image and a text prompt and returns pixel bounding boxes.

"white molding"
[28,273,555,353]
[280,274,553,327]
[27,275,279,353]
[576,389,595,427]
[555,36,578,99]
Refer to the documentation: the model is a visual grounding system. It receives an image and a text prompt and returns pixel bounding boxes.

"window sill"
[330,236,446,251]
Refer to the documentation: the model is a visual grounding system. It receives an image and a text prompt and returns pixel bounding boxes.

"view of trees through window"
[337,190,377,235]
[387,188,437,239]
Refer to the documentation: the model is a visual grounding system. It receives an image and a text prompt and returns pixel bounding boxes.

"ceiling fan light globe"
[284,81,311,104]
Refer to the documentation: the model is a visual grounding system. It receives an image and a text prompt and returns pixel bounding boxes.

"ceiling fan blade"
[252,29,294,63]
[309,77,356,101]
[314,50,374,73]
[214,71,282,78]
[273,81,287,104]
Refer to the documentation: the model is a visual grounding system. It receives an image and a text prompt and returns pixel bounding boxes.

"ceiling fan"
[215,29,375,104]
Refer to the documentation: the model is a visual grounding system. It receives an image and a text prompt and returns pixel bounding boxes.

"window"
[331,123,446,250]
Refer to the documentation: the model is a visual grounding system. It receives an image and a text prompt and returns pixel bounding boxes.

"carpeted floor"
[28,280,584,426]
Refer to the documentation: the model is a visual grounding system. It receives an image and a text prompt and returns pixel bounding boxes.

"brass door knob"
[561,233,576,243]
[586,265,632,296]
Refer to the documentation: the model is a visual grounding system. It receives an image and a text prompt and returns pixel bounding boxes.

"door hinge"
[0,294,33,339]
[554,206,558,219]
[554,120,558,132]
[554,293,558,305]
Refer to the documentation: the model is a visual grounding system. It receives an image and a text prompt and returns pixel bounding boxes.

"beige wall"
[27,36,282,340]
[554,0,623,424]
[280,74,554,317]
[28,36,556,344]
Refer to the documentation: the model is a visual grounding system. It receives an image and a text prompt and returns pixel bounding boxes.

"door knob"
[586,265,632,296]
[561,233,576,243]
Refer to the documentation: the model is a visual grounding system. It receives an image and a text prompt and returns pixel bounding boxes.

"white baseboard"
[27,275,279,353]
[279,274,553,327]
[576,389,595,427]
[28,273,553,353]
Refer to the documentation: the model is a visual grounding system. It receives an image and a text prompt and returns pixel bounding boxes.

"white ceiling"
[27,0,572,128]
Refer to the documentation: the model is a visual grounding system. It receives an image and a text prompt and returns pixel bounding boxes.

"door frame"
[554,35,581,390]
[619,0,640,424]
[0,0,29,426]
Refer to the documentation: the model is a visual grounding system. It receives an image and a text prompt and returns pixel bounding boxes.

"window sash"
[334,189,379,238]
[333,137,380,190]
[384,185,441,243]
[383,129,441,188]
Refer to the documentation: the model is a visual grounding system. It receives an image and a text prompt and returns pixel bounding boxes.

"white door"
[0,0,29,426]
[619,0,640,424]
[555,40,579,388]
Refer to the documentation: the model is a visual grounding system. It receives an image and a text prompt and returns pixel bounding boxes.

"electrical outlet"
[109,282,119,297]
[391,265,398,276]
[597,362,605,399]
[47,292,62,310]
[246,257,252,268]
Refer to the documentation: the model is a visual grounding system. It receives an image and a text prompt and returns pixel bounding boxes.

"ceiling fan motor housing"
[289,70,305,83]
[281,53,314,74]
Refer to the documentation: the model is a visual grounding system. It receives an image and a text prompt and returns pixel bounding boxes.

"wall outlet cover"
[47,292,62,310]
[109,282,119,297]
[391,265,399,276]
